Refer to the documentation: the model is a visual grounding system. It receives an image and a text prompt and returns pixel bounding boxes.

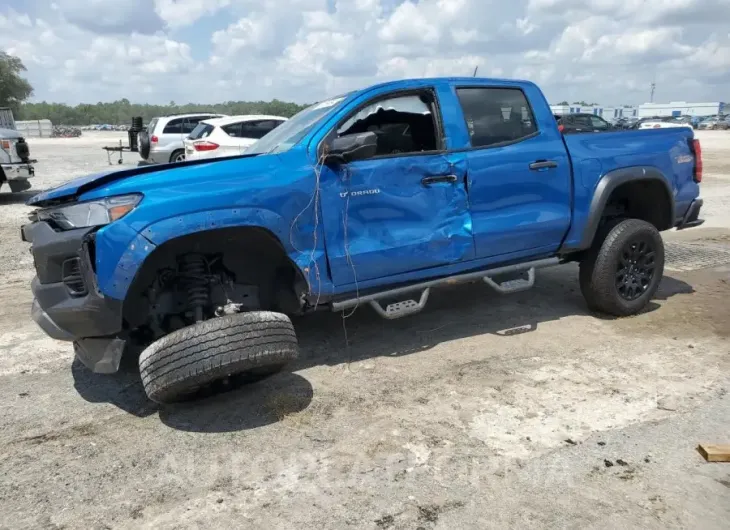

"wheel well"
[601,179,673,231]
[122,226,307,331]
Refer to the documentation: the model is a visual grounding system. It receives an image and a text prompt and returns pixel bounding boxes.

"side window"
[589,116,609,129]
[240,120,285,139]
[222,122,243,137]
[573,116,592,128]
[240,121,269,140]
[258,120,285,134]
[456,87,538,148]
[182,117,204,134]
[162,118,183,134]
[336,91,440,157]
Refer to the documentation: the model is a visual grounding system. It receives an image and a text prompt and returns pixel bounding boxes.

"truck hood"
[0,127,22,139]
[27,154,264,207]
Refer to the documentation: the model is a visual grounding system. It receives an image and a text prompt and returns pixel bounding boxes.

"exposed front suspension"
[178,253,209,322]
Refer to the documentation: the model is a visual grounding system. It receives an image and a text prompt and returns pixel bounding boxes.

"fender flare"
[103,207,308,300]
[577,166,674,250]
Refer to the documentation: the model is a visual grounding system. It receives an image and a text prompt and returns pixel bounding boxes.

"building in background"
[550,104,638,119]
[637,102,726,118]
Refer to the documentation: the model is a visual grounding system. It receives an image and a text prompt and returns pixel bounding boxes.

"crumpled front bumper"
[22,220,127,374]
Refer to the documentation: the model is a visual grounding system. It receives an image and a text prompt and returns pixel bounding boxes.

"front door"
[319,90,474,287]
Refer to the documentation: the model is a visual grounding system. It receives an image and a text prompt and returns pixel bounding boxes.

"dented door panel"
[320,152,474,287]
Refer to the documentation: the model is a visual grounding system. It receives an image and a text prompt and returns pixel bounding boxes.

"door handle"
[529,160,558,170]
[421,174,458,186]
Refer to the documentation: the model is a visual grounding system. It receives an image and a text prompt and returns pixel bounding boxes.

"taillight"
[0,140,9,149]
[193,141,219,152]
[151,135,158,143]
[558,124,565,133]
[691,139,702,183]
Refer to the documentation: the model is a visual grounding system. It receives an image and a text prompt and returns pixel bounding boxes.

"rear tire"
[579,219,664,317]
[139,311,299,404]
[170,149,185,163]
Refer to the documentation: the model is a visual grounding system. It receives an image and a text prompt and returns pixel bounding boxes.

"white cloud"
[1,0,729,105]
[154,0,231,28]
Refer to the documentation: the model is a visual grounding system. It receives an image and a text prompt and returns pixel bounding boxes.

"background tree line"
[2,50,308,126]
[17,98,309,125]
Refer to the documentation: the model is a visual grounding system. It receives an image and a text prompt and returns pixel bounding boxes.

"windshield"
[146,118,158,134]
[189,122,214,140]
[245,95,347,155]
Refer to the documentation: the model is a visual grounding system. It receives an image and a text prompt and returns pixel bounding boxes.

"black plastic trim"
[25,220,124,340]
[676,198,704,230]
[565,166,674,251]
[22,222,94,284]
[31,277,123,339]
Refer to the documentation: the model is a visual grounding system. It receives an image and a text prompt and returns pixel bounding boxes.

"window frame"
[588,115,610,129]
[454,85,540,151]
[239,120,282,140]
[182,117,203,134]
[222,121,244,138]
[162,118,184,135]
[319,87,447,162]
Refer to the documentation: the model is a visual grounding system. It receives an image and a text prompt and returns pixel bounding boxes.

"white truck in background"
[1,108,35,193]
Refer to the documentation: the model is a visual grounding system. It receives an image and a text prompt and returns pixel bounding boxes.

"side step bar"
[331,257,559,319]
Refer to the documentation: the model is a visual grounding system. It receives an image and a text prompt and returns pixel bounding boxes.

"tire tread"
[579,218,665,317]
[139,311,298,403]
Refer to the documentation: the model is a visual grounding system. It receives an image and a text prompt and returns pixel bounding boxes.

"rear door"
[160,117,184,155]
[453,84,572,259]
[319,87,474,286]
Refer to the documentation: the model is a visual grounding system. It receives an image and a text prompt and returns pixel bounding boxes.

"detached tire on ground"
[139,311,299,404]
[579,218,665,317]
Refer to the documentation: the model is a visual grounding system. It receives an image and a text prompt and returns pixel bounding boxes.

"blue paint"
[561,126,697,248]
[27,76,701,305]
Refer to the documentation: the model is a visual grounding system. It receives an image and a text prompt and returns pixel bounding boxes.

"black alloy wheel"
[615,237,656,301]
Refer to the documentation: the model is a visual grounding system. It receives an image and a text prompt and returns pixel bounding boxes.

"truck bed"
[562,127,698,248]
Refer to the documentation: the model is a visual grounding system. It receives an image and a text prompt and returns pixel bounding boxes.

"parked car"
[698,116,729,130]
[630,117,662,129]
[690,116,705,129]
[23,77,704,404]
[0,127,35,193]
[611,117,638,129]
[555,113,614,133]
[137,113,227,164]
[183,115,287,161]
[637,116,693,130]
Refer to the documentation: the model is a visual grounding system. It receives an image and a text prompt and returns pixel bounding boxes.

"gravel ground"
[1,131,729,529]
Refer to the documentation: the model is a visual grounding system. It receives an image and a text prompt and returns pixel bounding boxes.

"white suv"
[138,113,227,164]
[183,115,287,161]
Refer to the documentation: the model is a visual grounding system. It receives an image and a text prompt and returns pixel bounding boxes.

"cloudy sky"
[1,0,729,106]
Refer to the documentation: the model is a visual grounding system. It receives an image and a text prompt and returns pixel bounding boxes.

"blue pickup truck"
[21,77,704,403]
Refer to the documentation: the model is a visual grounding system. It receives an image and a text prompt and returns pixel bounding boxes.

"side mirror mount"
[325,131,377,164]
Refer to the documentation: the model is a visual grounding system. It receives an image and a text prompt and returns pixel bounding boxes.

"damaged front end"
[21,195,144,373]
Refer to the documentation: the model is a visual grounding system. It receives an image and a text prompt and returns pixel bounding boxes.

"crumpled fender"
[99,207,313,301]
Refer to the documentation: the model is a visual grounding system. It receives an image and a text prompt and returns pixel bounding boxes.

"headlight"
[38,194,142,230]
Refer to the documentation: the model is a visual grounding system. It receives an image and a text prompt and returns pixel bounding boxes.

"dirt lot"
[1,131,729,529]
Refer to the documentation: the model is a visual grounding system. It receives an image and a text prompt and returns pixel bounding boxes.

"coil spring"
[178,254,209,320]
